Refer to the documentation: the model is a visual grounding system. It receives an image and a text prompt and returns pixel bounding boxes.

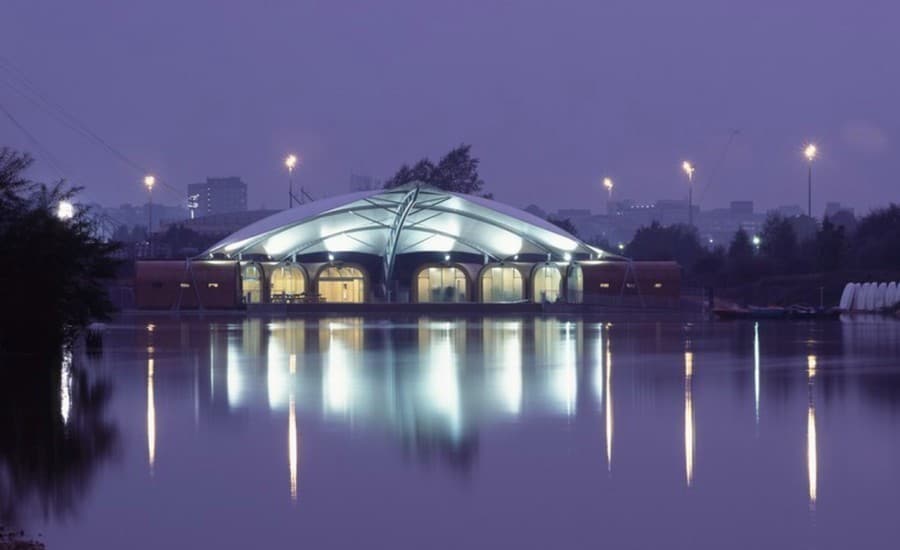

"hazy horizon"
[2,1,898,215]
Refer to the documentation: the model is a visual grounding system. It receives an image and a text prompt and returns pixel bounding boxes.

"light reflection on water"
[29,315,900,549]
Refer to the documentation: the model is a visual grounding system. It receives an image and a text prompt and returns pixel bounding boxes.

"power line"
[697,128,741,204]
[0,57,183,199]
[0,100,67,179]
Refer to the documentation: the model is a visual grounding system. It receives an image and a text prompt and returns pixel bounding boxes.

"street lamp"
[285,154,298,208]
[804,143,817,218]
[682,161,695,227]
[603,177,614,200]
[144,175,155,256]
[752,235,761,249]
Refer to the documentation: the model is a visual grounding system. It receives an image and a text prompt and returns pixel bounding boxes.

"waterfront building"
[135,184,680,309]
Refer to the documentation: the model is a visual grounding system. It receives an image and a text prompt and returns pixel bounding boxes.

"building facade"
[135,184,680,309]
[188,177,248,218]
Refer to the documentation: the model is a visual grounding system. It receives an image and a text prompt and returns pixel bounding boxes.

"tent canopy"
[204,184,612,262]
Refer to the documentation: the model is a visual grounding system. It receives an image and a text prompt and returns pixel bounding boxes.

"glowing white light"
[544,231,578,252]
[754,322,760,423]
[685,350,694,487]
[60,349,73,424]
[226,339,245,409]
[224,237,255,253]
[494,232,523,257]
[605,338,613,471]
[147,357,156,474]
[263,231,300,257]
[427,234,456,252]
[563,252,572,262]
[593,329,604,410]
[804,143,817,162]
[289,396,298,502]
[551,325,578,417]
[56,200,75,220]
[267,341,289,411]
[323,333,354,416]
[808,403,817,508]
[323,233,360,252]
[487,320,523,416]
[425,331,461,433]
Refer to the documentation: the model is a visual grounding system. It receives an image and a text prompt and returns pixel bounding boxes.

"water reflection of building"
[133,315,900,511]
[175,317,596,475]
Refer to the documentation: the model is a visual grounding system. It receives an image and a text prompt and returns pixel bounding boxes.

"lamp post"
[804,144,817,218]
[144,175,155,256]
[285,154,298,208]
[682,161,695,227]
[603,177,614,200]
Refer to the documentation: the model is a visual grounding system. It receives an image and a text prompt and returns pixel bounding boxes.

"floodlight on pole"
[603,177,614,199]
[144,175,156,257]
[804,143,817,218]
[285,154,298,208]
[682,161,695,227]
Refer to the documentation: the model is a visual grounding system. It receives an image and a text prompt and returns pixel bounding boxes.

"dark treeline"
[0,148,118,351]
[625,206,900,289]
[0,148,119,544]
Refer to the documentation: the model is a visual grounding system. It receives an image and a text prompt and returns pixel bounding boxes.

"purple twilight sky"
[1,0,898,214]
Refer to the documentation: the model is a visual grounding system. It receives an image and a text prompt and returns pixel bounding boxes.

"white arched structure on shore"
[205,184,608,262]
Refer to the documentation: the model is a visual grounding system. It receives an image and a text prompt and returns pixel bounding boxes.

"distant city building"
[97,202,187,233]
[188,177,248,218]
[771,204,804,218]
[729,201,754,215]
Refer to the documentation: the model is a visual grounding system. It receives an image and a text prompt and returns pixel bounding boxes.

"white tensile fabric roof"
[204,184,611,261]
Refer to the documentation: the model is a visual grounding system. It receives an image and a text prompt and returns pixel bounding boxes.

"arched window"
[532,264,562,303]
[317,266,366,303]
[566,264,583,304]
[270,264,307,303]
[415,266,468,303]
[241,263,263,304]
[480,266,524,303]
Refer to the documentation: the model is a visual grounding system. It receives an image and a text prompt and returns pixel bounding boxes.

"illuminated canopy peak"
[204,184,612,261]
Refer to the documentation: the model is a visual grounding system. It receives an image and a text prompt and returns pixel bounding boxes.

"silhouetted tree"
[760,214,798,273]
[829,209,857,235]
[626,222,704,269]
[815,217,846,272]
[384,144,485,195]
[853,204,900,269]
[0,148,118,351]
[725,228,759,283]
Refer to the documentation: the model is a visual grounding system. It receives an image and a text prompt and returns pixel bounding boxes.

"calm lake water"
[12,314,900,548]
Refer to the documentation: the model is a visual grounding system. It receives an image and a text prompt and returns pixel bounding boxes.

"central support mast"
[382,185,420,301]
